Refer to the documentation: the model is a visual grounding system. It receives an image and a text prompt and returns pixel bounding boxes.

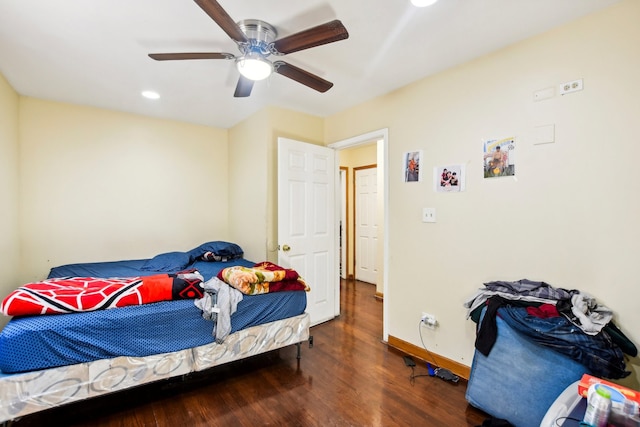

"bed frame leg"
[295,335,314,360]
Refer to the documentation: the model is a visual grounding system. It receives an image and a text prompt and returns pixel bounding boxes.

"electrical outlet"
[421,312,437,328]
[559,78,583,95]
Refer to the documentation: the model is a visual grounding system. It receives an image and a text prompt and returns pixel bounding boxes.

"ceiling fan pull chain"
[237,41,251,55]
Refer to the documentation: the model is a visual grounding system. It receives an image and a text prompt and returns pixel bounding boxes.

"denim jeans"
[498,306,629,379]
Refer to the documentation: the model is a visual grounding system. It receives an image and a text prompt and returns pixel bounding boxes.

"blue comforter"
[0,245,307,374]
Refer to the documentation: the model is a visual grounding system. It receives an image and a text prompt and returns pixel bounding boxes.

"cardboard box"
[578,374,640,406]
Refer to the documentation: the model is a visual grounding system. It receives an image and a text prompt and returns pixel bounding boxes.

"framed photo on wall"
[434,164,466,192]
[483,137,516,178]
[403,150,422,182]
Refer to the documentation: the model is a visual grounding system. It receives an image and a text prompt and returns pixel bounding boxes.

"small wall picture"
[483,137,516,178]
[434,164,466,192]
[403,150,422,182]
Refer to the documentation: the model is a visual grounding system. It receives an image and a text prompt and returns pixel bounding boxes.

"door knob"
[282,244,291,252]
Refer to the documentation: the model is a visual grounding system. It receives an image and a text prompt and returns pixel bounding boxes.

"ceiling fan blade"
[274,61,333,93]
[193,0,248,44]
[148,52,235,61]
[272,20,348,55]
[234,75,254,97]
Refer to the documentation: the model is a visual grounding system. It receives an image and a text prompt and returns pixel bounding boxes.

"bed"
[0,241,311,424]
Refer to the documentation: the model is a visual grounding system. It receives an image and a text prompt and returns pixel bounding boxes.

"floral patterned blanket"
[216,262,310,295]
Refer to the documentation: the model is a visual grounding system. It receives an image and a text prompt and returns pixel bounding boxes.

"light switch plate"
[422,207,436,223]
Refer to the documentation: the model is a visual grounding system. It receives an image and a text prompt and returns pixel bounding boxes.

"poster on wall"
[403,150,422,182]
[483,137,516,178]
[434,164,466,192]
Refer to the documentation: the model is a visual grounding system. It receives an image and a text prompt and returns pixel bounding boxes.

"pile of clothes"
[464,279,636,379]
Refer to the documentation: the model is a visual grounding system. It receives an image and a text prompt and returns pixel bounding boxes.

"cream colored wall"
[228,106,324,263]
[228,109,270,261]
[326,0,640,386]
[338,143,377,281]
[18,98,230,282]
[0,74,20,329]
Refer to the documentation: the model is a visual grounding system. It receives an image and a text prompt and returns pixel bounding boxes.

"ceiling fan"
[149,0,349,98]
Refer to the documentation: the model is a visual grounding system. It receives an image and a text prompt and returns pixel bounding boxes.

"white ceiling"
[0,0,621,129]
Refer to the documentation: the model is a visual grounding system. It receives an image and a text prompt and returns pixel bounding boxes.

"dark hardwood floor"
[14,280,488,426]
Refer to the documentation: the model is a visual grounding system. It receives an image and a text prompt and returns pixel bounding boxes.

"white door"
[355,167,378,284]
[277,137,337,326]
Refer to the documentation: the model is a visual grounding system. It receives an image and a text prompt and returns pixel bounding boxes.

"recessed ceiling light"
[411,0,438,7]
[141,90,160,100]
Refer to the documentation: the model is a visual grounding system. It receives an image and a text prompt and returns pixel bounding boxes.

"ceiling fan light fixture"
[411,0,438,7]
[236,53,273,81]
[147,5,348,97]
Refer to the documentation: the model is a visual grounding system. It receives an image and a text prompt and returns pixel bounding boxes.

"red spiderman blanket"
[1,270,203,316]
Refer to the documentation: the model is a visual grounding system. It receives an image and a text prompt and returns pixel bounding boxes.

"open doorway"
[343,156,377,286]
[330,129,389,341]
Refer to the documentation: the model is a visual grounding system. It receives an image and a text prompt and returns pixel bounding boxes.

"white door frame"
[340,167,348,280]
[329,128,389,342]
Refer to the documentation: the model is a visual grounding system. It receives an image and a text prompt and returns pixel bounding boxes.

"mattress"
[0,312,310,423]
[0,257,307,373]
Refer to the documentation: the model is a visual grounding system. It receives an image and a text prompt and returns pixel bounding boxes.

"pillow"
[187,241,244,261]
[140,251,192,273]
